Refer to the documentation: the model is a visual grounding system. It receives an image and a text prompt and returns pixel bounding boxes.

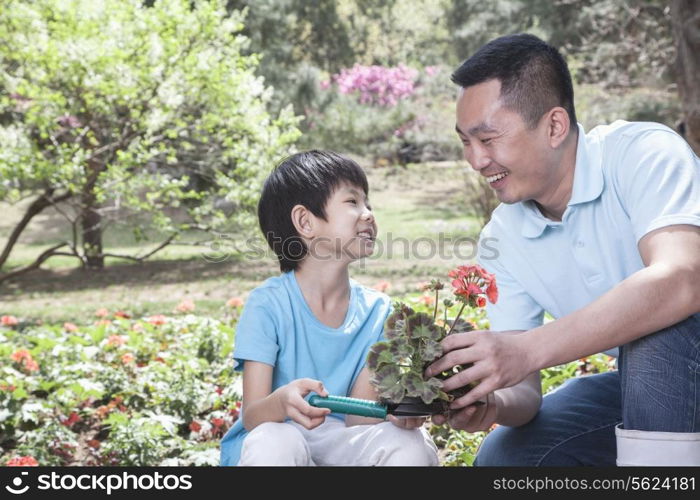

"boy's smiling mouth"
[357,230,375,241]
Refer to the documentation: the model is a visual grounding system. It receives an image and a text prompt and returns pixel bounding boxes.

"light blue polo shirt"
[477,121,700,355]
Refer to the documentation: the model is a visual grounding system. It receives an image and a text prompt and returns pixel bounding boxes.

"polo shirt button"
[576,241,585,248]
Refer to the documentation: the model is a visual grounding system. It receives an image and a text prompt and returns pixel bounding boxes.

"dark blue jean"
[474,313,700,466]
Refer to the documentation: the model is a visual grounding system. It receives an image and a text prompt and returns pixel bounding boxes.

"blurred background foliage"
[230,0,681,163]
[0,0,690,278]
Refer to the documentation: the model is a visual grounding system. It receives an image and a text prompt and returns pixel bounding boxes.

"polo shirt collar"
[520,123,604,239]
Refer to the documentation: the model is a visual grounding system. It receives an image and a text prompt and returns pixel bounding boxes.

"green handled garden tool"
[309,394,443,418]
[309,394,486,419]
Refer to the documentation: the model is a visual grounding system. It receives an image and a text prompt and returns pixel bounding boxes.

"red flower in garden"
[24,359,39,372]
[175,299,195,313]
[10,349,31,363]
[0,383,16,392]
[10,349,39,372]
[114,310,132,319]
[373,280,391,293]
[226,297,244,308]
[189,421,202,433]
[476,296,487,308]
[106,335,127,347]
[95,308,109,318]
[63,322,79,332]
[120,353,135,364]
[1,315,18,326]
[61,412,81,428]
[147,315,167,326]
[6,456,38,466]
[418,294,435,306]
[211,418,225,428]
[87,439,101,449]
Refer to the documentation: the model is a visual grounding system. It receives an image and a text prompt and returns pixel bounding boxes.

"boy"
[220,150,439,466]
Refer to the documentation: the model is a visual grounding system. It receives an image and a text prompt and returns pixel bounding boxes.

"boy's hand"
[274,378,331,430]
[387,415,428,429]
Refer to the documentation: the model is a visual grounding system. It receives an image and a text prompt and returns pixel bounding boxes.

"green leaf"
[419,339,443,362]
[366,342,393,371]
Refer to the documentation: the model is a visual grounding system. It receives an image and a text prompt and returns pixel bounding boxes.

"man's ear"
[290,204,314,238]
[545,106,571,149]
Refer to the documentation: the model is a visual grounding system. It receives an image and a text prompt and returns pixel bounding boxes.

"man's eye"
[481,138,493,145]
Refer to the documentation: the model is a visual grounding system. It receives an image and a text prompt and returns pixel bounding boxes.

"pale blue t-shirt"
[220,271,392,466]
[477,121,700,356]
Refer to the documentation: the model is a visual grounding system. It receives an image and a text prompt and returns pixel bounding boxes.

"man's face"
[455,79,557,205]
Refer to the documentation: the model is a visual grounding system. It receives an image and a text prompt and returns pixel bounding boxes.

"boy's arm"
[241,361,331,431]
[345,366,385,426]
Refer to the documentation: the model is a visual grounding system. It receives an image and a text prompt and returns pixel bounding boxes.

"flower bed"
[1,311,242,466]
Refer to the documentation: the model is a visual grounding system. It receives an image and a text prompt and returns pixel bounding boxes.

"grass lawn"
[1,161,484,323]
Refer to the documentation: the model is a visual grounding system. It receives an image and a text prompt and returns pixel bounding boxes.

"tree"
[671,0,700,154]
[0,0,299,281]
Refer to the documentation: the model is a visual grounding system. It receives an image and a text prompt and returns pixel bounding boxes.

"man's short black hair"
[258,150,369,272]
[452,33,577,128]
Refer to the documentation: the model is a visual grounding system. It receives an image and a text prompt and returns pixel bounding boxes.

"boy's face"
[310,182,377,262]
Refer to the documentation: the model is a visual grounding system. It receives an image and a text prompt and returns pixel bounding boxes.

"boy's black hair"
[451,33,577,129]
[258,150,369,272]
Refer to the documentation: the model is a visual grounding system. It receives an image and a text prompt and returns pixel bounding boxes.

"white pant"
[239,418,439,466]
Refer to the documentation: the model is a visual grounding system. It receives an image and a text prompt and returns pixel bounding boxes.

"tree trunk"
[671,0,700,154]
[82,159,104,268]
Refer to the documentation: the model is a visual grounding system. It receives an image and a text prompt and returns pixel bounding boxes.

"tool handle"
[309,395,387,419]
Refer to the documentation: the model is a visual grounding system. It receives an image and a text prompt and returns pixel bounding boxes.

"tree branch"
[0,189,73,270]
[0,242,69,284]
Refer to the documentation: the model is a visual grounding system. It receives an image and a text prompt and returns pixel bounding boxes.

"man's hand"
[426,330,535,408]
[274,378,331,430]
[431,392,499,432]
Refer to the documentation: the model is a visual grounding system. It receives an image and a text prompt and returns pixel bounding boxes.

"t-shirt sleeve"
[613,128,700,243]
[232,289,279,372]
[478,230,544,332]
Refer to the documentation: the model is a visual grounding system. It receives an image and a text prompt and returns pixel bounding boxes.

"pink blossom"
[332,64,418,107]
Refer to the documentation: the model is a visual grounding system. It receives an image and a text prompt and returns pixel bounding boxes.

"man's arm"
[429,224,700,408]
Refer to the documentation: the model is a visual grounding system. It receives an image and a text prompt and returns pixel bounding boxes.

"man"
[427,33,700,466]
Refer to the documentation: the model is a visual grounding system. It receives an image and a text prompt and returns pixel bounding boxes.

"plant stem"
[446,302,467,336]
[432,288,439,322]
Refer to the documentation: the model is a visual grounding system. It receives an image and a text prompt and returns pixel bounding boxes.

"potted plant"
[367,265,498,414]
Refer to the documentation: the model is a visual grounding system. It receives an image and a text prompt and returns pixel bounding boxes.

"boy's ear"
[290,204,314,238]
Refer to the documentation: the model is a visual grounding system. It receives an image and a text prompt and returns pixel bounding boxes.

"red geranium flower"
[448,264,498,307]
[189,421,202,432]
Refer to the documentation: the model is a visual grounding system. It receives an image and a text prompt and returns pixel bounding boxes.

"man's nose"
[465,143,490,171]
